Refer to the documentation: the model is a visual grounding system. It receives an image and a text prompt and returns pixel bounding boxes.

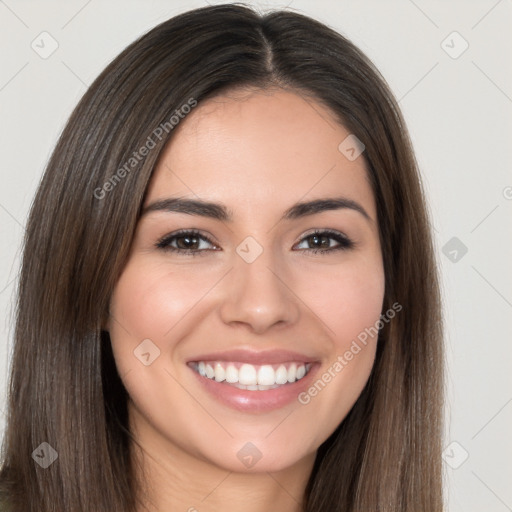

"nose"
[219,244,300,334]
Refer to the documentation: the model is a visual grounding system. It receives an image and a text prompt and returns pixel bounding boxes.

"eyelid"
[297,227,351,243]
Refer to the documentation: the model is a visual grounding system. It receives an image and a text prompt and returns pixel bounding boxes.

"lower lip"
[188,363,320,413]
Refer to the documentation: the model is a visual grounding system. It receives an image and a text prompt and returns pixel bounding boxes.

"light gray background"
[0,1,511,510]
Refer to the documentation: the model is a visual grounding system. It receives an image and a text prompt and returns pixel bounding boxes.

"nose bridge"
[219,236,299,333]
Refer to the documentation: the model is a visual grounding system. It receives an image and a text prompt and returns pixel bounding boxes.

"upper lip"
[187,348,317,365]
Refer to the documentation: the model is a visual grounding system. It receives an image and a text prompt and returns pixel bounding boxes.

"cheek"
[328,268,385,346]
[110,264,204,337]
[294,258,384,426]
[107,261,219,370]
[300,254,386,350]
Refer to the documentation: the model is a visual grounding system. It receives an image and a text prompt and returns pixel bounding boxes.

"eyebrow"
[141,196,372,223]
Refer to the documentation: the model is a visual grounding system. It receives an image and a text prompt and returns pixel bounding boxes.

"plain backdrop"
[0,1,511,510]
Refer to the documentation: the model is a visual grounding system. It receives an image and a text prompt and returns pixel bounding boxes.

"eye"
[155,229,219,256]
[155,229,354,256]
[294,229,354,254]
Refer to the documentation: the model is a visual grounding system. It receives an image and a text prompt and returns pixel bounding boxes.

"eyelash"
[155,228,355,256]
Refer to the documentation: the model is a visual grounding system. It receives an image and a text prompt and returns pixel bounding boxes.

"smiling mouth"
[188,360,313,391]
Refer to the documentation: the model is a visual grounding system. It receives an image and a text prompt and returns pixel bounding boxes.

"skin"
[107,88,385,512]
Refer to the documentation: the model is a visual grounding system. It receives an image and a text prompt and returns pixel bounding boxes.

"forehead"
[145,88,375,222]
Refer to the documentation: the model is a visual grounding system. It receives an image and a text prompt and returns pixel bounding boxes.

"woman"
[0,4,444,511]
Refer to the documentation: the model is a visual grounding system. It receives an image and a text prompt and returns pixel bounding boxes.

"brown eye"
[295,230,354,254]
[155,230,218,256]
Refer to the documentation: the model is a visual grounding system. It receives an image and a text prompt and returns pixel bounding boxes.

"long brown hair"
[0,4,444,511]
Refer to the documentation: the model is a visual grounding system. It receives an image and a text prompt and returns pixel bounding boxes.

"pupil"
[311,235,328,248]
[179,235,197,249]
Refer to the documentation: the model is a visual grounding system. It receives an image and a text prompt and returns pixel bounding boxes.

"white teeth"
[225,364,238,383]
[230,382,281,390]
[257,365,276,386]
[214,363,226,382]
[275,365,288,385]
[239,364,257,385]
[205,364,215,379]
[287,363,297,383]
[192,360,311,388]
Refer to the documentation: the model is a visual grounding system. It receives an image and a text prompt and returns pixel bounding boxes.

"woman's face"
[108,88,385,474]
